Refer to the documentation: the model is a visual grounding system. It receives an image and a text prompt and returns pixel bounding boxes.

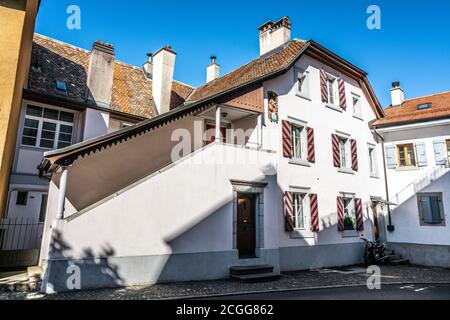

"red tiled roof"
[373,91,450,127]
[29,34,194,119]
[187,40,306,102]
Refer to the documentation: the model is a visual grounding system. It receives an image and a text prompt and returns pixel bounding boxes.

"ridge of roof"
[396,90,450,106]
[33,33,195,89]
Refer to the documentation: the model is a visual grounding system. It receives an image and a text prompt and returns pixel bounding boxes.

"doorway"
[237,193,256,259]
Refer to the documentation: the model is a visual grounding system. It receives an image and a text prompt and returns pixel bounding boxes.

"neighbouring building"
[1,33,193,267]
[0,0,39,220]
[372,85,450,268]
[37,17,389,292]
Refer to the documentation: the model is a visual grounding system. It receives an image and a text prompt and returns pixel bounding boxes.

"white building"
[35,17,389,292]
[0,34,193,267]
[373,85,450,268]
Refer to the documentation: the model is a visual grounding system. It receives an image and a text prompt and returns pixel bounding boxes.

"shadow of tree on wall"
[45,230,123,293]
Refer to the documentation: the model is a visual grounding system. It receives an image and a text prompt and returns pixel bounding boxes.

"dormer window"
[55,80,68,94]
[417,103,432,110]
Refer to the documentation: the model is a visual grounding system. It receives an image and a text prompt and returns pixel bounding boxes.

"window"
[418,193,445,226]
[16,191,28,206]
[292,125,306,160]
[293,193,307,229]
[21,105,75,149]
[39,194,48,223]
[327,77,336,105]
[55,80,68,94]
[397,144,416,167]
[369,146,378,176]
[295,69,310,99]
[352,94,362,118]
[446,140,450,163]
[339,138,349,168]
[343,197,356,230]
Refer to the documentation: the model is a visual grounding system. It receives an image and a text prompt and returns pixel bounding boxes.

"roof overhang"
[38,40,385,174]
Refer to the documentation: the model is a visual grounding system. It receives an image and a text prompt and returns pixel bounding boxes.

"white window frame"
[368,144,379,178]
[293,192,309,230]
[341,194,356,231]
[292,124,307,161]
[21,105,75,150]
[326,74,338,106]
[295,68,311,100]
[351,93,363,120]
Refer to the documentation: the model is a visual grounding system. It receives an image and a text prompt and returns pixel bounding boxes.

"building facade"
[1,33,193,267]
[0,0,39,220]
[37,17,388,292]
[373,86,450,267]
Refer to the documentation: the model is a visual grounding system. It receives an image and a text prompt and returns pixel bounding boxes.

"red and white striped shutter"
[351,139,359,171]
[338,78,347,110]
[355,198,364,231]
[306,127,315,163]
[320,70,328,103]
[332,134,341,167]
[282,120,293,158]
[310,193,319,232]
[337,197,345,232]
[284,192,295,232]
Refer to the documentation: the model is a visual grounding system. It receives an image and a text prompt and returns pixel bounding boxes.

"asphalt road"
[203,284,450,300]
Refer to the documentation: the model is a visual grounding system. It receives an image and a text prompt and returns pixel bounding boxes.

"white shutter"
[415,142,428,167]
[433,140,447,165]
[385,145,397,169]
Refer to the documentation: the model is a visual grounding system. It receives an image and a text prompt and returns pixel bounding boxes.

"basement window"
[55,81,68,94]
[16,191,28,206]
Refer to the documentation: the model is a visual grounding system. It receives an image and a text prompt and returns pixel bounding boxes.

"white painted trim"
[375,118,450,133]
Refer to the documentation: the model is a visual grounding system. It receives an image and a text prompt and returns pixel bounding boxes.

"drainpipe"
[56,166,69,220]
[215,106,222,144]
[374,129,394,231]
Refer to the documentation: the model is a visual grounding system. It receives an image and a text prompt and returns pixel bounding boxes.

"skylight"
[55,80,68,94]
[417,103,432,110]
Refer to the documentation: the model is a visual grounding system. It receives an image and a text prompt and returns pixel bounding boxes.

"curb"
[162,281,450,300]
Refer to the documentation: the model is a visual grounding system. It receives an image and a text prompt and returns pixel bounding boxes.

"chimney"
[390,81,405,107]
[258,16,291,56]
[87,41,115,108]
[143,53,153,79]
[206,56,220,83]
[152,46,176,115]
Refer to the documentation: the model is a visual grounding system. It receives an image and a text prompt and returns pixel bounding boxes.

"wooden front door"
[372,202,380,241]
[237,194,256,259]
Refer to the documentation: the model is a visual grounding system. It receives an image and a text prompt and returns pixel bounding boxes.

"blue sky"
[35,0,450,107]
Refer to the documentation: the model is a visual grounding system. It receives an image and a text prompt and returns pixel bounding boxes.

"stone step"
[385,255,402,261]
[0,271,41,293]
[387,258,410,266]
[27,266,43,281]
[231,272,282,283]
[230,264,274,276]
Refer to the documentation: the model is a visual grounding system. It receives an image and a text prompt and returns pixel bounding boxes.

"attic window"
[55,81,68,94]
[417,103,432,110]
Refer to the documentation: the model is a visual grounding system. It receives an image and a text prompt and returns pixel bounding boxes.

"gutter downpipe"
[373,128,394,231]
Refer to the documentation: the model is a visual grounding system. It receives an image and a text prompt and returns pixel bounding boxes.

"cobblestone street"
[1,265,449,300]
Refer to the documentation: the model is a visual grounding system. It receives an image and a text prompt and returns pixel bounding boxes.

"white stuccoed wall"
[263,55,386,247]
[82,108,110,141]
[41,144,278,260]
[380,124,450,245]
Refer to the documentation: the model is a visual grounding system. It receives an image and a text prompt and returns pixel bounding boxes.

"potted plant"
[344,216,356,230]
